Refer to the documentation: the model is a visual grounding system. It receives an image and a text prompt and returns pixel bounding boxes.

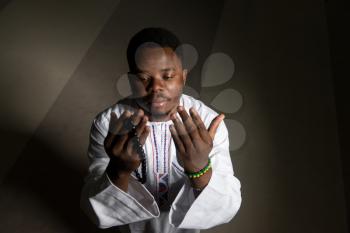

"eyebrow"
[160,68,175,72]
[136,67,176,75]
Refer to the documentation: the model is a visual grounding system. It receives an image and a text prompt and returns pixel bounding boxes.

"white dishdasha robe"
[80,94,242,233]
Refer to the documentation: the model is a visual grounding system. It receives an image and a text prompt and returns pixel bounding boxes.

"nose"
[147,78,164,93]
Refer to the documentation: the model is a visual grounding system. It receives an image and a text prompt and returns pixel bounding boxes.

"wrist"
[190,167,212,190]
[106,159,132,180]
[106,161,131,192]
[184,158,211,179]
[184,158,212,190]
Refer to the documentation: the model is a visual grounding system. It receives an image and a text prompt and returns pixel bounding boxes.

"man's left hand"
[170,106,224,173]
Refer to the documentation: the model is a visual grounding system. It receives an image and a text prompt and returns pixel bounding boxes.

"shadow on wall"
[0,132,121,233]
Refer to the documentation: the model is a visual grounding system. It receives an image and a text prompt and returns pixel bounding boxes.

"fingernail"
[177,106,183,111]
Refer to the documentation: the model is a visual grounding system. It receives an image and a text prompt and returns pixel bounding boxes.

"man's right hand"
[104,109,149,184]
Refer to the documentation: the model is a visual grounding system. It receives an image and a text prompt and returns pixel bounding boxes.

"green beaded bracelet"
[185,158,212,179]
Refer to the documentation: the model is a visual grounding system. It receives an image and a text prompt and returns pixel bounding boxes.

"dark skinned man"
[80,27,241,233]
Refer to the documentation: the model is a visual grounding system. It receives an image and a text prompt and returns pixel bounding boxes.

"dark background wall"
[0,0,348,233]
[326,0,350,230]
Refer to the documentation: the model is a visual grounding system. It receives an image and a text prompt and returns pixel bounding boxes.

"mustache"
[145,93,170,102]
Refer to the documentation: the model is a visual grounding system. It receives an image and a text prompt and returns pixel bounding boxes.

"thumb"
[208,114,225,140]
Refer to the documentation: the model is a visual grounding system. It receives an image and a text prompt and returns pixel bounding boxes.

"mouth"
[151,101,166,108]
[149,97,168,107]
[135,94,171,114]
[143,95,169,109]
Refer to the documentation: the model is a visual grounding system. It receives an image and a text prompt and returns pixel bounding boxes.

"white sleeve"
[80,113,160,229]
[169,121,242,229]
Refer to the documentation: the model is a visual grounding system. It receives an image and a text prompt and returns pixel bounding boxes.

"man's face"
[128,46,187,121]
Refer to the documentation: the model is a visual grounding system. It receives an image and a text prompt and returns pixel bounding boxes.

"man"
[80,27,241,233]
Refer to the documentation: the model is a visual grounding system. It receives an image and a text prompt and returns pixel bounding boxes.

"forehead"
[135,46,182,72]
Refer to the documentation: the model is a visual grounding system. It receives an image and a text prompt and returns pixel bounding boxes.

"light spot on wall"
[176,43,198,72]
[116,73,132,97]
[211,88,243,114]
[225,119,246,151]
[201,52,235,87]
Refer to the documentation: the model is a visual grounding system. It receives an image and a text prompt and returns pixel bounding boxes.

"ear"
[182,69,188,85]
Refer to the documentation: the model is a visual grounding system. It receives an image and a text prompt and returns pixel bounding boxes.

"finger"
[111,110,132,135]
[139,125,150,145]
[130,109,144,126]
[208,114,225,140]
[126,138,139,160]
[177,106,200,141]
[169,124,185,154]
[125,125,149,159]
[122,109,144,134]
[189,107,209,142]
[135,116,148,137]
[171,113,193,150]
[105,111,131,149]
[111,134,128,156]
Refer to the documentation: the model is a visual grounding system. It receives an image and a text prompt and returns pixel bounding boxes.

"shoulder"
[180,94,218,128]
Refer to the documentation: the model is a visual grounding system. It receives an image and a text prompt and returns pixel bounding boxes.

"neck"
[147,113,170,122]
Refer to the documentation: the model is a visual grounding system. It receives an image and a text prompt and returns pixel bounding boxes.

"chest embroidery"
[150,123,172,207]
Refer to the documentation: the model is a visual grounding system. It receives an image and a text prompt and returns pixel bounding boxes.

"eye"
[163,75,174,80]
[138,75,150,82]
